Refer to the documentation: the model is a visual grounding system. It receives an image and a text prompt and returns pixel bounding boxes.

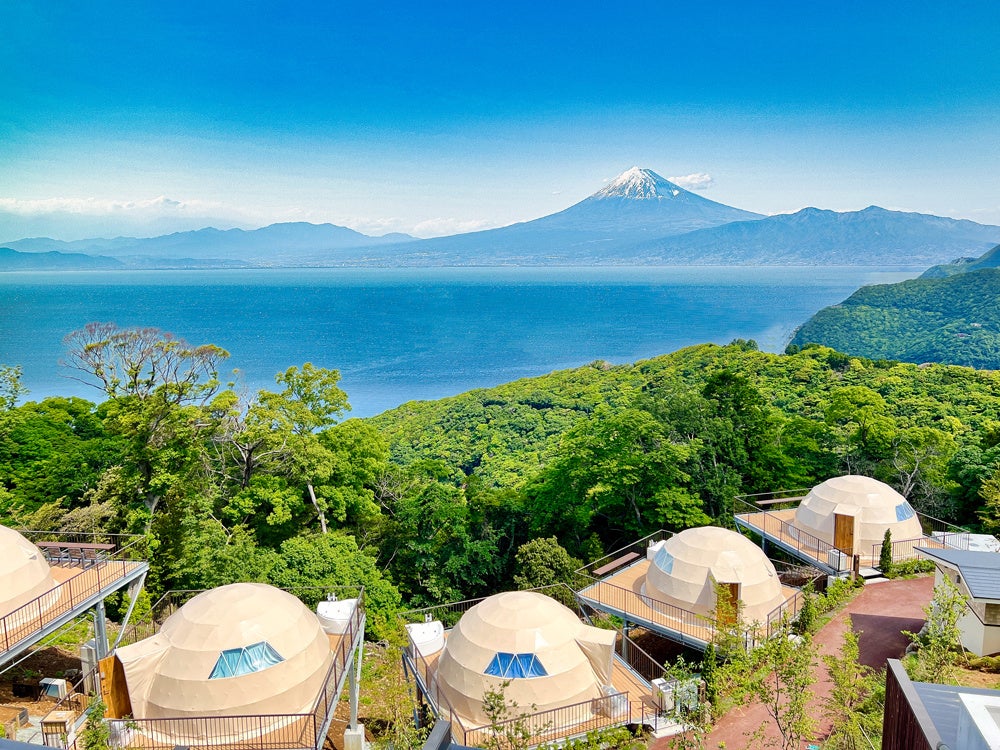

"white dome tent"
[431,591,617,728]
[793,475,922,557]
[113,582,334,744]
[643,526,785,625]
[0,524,58,618]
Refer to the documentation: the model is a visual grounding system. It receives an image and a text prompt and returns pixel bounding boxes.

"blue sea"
[0,266,921,417]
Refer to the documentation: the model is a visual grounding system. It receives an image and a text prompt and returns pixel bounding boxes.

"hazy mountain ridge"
[4,169,998,268]
[4,222,417,265]
[0,246,124,271]
[620,206,1000,265]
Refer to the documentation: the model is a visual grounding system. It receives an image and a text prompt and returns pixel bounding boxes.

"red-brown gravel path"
[652,575,934,749]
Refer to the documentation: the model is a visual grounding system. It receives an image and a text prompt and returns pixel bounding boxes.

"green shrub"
[887,559,935,578]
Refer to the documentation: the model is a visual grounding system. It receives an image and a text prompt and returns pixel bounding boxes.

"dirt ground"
[0,646,82,709]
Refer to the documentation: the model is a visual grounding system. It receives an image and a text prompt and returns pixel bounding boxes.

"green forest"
[5,324,1000,637]
[789,267,1000,368]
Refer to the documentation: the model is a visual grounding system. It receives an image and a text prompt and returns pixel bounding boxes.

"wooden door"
[833,513,856,556]
[98,655,133,719]
[718,582,741,625]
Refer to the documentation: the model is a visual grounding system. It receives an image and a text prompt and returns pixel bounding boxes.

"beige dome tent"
[643,526,784,625]
[0,524,58,617]
[793,475,922,556]
[113,583,333,744]
[435,591,617,727]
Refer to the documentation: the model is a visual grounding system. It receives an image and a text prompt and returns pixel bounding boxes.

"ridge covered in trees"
[789,266,1000,368]
[4,328,1000,633]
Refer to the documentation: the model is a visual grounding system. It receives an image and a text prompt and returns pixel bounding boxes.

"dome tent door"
[833,513,856,556]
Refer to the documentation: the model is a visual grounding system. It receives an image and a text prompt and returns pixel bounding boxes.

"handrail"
[18,530,148,561]
[577,576,722,647]
[734,496,848,572]
[616,632,665,682]
[575,529,674,577]
[1,558,140,657]
[461,692,632,748]
[401,623,466,732]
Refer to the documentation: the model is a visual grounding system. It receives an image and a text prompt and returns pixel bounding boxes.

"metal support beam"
[111,571,148,651]
[349,632,363,730]
[93,600,109,660]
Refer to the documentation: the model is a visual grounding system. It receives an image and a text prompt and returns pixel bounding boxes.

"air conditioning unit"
[651,677,674,712]
[827,549,846,571]
[39,677,68,700]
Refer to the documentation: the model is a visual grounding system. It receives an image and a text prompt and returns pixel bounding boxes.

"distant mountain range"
[789,243,1000,368]
[4,168,999,269]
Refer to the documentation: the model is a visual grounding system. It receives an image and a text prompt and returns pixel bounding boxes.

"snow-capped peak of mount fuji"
[591,167,684,200]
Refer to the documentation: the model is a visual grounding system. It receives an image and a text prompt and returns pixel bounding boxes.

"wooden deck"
[735,509,947,569]
[1,560,145,659]
[577,559,800,647]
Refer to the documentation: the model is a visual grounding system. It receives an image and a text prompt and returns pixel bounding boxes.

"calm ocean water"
[0,266,920,417]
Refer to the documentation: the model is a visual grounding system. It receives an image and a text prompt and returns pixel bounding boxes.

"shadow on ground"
[850,613,924,668]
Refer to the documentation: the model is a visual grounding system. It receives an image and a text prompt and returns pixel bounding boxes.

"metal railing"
[575,529,674,578]
[107,588,365,750]
[764,589,803,640]
[1,557,141,656]
[733,496,850,572]
[400,622,467,731]
[18,530,149,561]
[578,577,717,646]
[615,632,666,682]
[462,692,632,748]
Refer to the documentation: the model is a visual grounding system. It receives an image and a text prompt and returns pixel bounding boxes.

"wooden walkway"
[736,509,946,569]
[1,561,145,659]
[578,560,800,648]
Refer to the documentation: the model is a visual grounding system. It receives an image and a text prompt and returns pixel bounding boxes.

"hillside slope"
[789,268,1000,368]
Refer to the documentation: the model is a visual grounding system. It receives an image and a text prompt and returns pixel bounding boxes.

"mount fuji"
[364,167,764,264]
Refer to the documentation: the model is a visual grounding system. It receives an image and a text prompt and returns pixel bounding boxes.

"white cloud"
[0,196,230,216]
[668,173,714,191]
[411,217,498,238]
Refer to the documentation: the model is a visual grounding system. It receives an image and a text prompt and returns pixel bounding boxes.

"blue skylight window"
[484,653,547,679]
[209,641,284,679]
[895,502,916,522]
[654,547,674,574]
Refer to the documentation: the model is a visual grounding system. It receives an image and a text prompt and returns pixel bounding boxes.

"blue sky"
[2,1,998,239]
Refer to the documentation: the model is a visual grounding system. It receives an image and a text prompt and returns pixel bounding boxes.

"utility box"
[41,710,76,749]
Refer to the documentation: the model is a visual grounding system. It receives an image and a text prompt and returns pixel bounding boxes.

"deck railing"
[615,632,666,682]
[1,557,140,656]
[107,589,365,750]
[735,491,978,570]
[575,529,675,578]
[461,692,632,748]
[18,529,149,561]
[764,589,803,640]
[733,496,850,572]
[400,623,467,731]
[577,577,718,647]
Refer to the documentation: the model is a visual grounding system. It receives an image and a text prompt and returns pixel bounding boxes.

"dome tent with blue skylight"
[111,582,334,743]
[792,475,923,558]
[430,591,617,728]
